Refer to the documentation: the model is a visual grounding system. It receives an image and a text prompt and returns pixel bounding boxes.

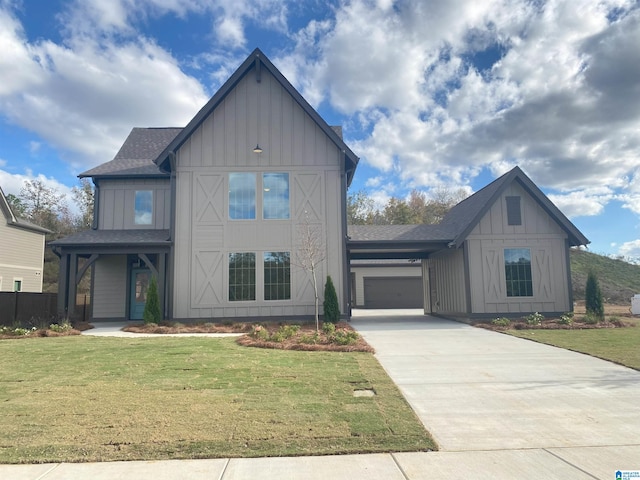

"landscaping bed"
[476,311,634,332]
[0,323,81,339]
[123,321,375,353]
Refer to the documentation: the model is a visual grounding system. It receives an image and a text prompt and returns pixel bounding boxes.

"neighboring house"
[51,49,359,321]
[51,48,588,322]
[0,186,49,292]
[348,167,589,318]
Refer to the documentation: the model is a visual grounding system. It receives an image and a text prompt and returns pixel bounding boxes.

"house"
[51,48,359,321]
[348,166,589,318]
[0,186,49,292]
[51,48,588,322]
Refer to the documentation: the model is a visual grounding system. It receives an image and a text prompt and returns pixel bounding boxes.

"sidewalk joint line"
[217,458,231,480]
[543,448,600,480]
[390,453,411,480]
[35,463,61,479]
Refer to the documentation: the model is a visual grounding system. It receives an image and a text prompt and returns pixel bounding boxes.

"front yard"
[0,336,436,463]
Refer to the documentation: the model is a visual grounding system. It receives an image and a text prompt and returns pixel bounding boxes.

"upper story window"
[134,191,153,225]
[229,173,256,220]
[263,173,289,220]
[505,196,522,226]
[504,248,533,297]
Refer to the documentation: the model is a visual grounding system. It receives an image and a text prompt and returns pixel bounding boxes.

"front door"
[130,268,151,320]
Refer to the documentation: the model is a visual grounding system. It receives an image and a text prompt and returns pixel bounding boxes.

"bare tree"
[295,212,325,332]
[72,178,94,230]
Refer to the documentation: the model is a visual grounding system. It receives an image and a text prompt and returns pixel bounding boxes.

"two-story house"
[52,49,589,322]
[52,49,358,321]
[0,186,49,292]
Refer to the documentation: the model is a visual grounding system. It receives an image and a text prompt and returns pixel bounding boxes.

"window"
[229,253,256,301]
[135,191,153,225]
[505,196,522,226]
[264,252,291,300]
[504,248,533,297]
[13,279,22,292]
[229,173,256,219]
[263,173,290,219]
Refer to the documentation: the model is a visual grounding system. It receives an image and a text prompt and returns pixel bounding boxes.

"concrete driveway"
[352,309,640,475]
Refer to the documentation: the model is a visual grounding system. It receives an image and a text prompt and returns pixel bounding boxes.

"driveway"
[352,310,640,472]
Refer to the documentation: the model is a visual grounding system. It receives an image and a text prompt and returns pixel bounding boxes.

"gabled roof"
[347,166,589,258]
[0,185,50,234]
[80,128,181,178]
[154,48,359,185]
[440,166,589,247]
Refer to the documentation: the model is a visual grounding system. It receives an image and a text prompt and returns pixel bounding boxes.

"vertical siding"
[0,222,45,292]
[98,178,170,230]
[467,182,570,315]
[425,249,467,315]
[92,256,127,318]
[172,68,345,319]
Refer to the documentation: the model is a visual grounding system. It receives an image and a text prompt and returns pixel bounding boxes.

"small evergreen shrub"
[491,317,511,327]
[585,271,604,321]
[331,329,359,346]
[322,322,336,335]
[558,312,574,325]
[49,321,72,333]
[524,312,544,326]
[583,313,600,325]
[323,275,340,323]
[143,276,162,324]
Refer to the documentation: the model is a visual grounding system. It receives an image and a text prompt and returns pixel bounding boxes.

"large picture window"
[263,173,290,219]
[504,248,533,297]
[264,252,291,300]
[229,253,256,301]
[229,173,256,219]
[134,191,153,225]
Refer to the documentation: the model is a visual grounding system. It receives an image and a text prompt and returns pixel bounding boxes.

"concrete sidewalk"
[3,312,639,479]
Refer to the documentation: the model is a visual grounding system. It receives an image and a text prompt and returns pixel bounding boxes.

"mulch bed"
[0,329,82,340]
[477,317,632,332]
[123,321,375,353]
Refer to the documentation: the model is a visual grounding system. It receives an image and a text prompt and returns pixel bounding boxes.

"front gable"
[469,181,566,238]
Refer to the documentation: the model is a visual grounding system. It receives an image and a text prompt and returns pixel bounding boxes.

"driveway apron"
[352,309,640,453]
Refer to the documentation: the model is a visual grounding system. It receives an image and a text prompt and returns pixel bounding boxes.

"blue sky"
[1,0,640,259]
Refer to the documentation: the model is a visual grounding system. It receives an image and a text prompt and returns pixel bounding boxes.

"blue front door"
[130,268,151,320]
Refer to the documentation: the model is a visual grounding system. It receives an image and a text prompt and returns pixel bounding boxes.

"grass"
[0,336,436,464]
[508,318,640,370]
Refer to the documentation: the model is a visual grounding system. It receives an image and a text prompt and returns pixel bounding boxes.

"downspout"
[166,151,177,320]
[340,152,351,319]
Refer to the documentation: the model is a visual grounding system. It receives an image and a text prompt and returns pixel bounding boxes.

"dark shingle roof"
[80,128,182,178]
[348,224,453,242]
[347,166,589,249]
[50,229,171,247]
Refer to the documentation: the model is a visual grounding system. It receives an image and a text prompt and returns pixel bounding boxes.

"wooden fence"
[0,292,91,326]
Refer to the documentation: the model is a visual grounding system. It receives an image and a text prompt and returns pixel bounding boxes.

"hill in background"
[571,249,640,305]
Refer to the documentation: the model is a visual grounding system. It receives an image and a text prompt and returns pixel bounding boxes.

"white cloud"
[617,239,640,259]
[0,169,75,203]
[547,190,613,218]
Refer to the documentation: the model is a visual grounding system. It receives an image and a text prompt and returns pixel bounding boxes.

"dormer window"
[505,196,521,226]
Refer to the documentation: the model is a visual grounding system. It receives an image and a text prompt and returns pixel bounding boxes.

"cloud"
[0,4,209,170]
[0,169,75,203]
[285,0,640,209]
[617,239,640,259]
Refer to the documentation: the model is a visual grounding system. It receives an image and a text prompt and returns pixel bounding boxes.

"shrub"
[143,276,162,324]
[49,322,72,333]
[271,324,300,342]
[323,275,340,323]
[585,271,604,321]
[299,332,320,344]
[251,325,270,341]
[331,329,359,346]
[524,312,544,326]
[558,312,574,326]
[322,322,336,335]
[491,317,511,327]
[583,313,600,325]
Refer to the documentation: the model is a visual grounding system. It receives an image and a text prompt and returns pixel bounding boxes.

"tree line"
[347,187,468,225]
[6,179,94,293]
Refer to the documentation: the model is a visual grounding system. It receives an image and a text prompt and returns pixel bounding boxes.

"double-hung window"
[134,191,153,225]
[504,248,533,297]
[228,253,256,301]
[264,252,291,300]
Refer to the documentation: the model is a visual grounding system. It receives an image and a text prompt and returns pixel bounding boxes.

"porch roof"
[50,229,171,248]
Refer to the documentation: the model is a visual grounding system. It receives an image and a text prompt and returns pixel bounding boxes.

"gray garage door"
[363,277,423,309]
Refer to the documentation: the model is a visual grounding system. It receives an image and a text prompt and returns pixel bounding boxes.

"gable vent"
[506,196,522,226]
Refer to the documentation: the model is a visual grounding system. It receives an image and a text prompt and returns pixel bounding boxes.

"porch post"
[158,252,166,319]
[67,253,78,318]
[57,252,69,317]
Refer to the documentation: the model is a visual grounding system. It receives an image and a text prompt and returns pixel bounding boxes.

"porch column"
[158,253,166,319]
[67,253,78,318]
[57,252,70,317]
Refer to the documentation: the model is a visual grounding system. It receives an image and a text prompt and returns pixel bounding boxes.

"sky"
[1,0,640,260]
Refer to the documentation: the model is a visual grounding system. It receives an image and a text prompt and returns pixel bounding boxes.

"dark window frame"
[504,248,533,297]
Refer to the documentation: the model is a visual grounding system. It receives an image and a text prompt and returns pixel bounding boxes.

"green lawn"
[509,321,640,370]
[0,336,436,463]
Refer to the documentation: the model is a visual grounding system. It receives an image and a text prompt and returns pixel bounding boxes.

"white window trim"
[13,277,23,292]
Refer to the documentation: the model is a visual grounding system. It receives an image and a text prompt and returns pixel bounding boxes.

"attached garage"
[363,276,423,309]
